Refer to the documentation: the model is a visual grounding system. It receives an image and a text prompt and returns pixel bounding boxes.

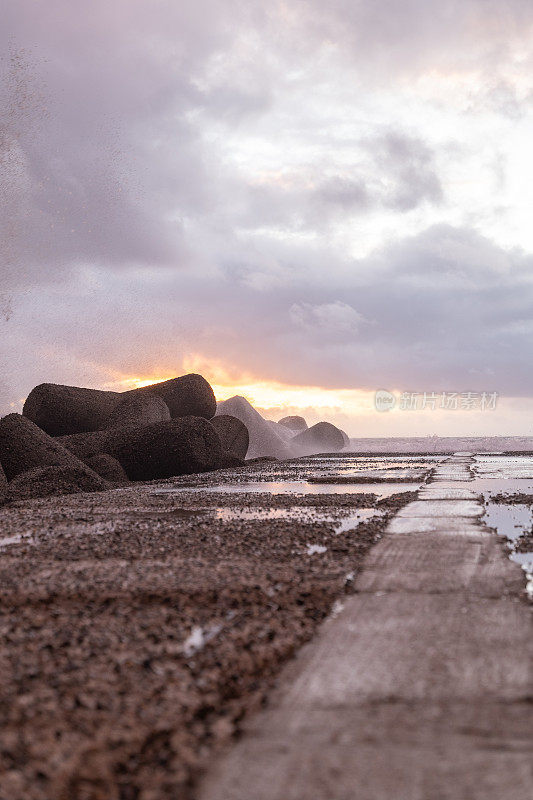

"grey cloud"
[290,301,370,340]
[316,177,370,209]
[2,224,533,416]
[0,0,508,300]
[233,130,443,234]
[475,81,530,119]
[315,130,445,214]
[368,132,443,210]
[0,0,253,291]
[292,0,533,79]
[215,225,533,394]
[1,0,461,298]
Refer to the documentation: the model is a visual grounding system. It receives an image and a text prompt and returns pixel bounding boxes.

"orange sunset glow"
[109,368,374,417]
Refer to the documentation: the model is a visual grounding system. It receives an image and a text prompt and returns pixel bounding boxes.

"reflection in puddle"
[307,455,440,463]
[334,510,383,533]
[305,456,438,478]
[483,499,533,599]
[306,543,328,555]
[308,471,426,482]
[474,455,533,479]
[0,533,28,549]
[483,503,533,546]
[473,456,533,595]
[470,477,533,494]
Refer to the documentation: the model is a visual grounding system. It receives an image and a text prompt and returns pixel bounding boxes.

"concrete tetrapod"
[23,374,216,435]
[59,417,223,480]
[0,414,95,481]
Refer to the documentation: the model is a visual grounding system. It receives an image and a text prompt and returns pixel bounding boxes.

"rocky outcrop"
[278,415,308,433]
[292,421,345,455]
[0,414,93,481]
[216,397,292,460]
[210,415,249,460]
[59,417,223,480]
[23,374,216,436]
[5,465,108,503]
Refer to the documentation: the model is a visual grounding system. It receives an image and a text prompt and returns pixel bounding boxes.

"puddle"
[483,503,533,546]
[182,622,223,657]
[333,510,383,532]
[150,453,425,508]
[483,497,533,598]
[306,455,440,462]
[309,457,438,476]
[308,471,426,482]
[306,543,328,555]
[0,533,28,549]
[151,481,421,499]
[472,458,533,594]
[473,455,533,478]
[469,477,533,494]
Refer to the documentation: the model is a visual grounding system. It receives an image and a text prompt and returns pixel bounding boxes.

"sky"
[1,0,533,436]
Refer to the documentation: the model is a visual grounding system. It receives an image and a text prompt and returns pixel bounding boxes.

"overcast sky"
[2,0,533,435]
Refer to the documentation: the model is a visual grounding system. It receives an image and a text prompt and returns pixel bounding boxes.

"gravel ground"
[515,530,533,552]
[0,462,416,800]
[490,492,533,504]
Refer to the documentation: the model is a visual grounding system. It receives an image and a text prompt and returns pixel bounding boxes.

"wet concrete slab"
[430,472,472,482]
[387,516,492,535]
[429,477,472,483]
[356,533,525,597]
[418,488,480,500]
[395,499,484,518]
[197,700,531,800]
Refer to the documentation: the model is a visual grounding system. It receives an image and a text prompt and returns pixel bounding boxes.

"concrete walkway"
[196,456,532,800]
